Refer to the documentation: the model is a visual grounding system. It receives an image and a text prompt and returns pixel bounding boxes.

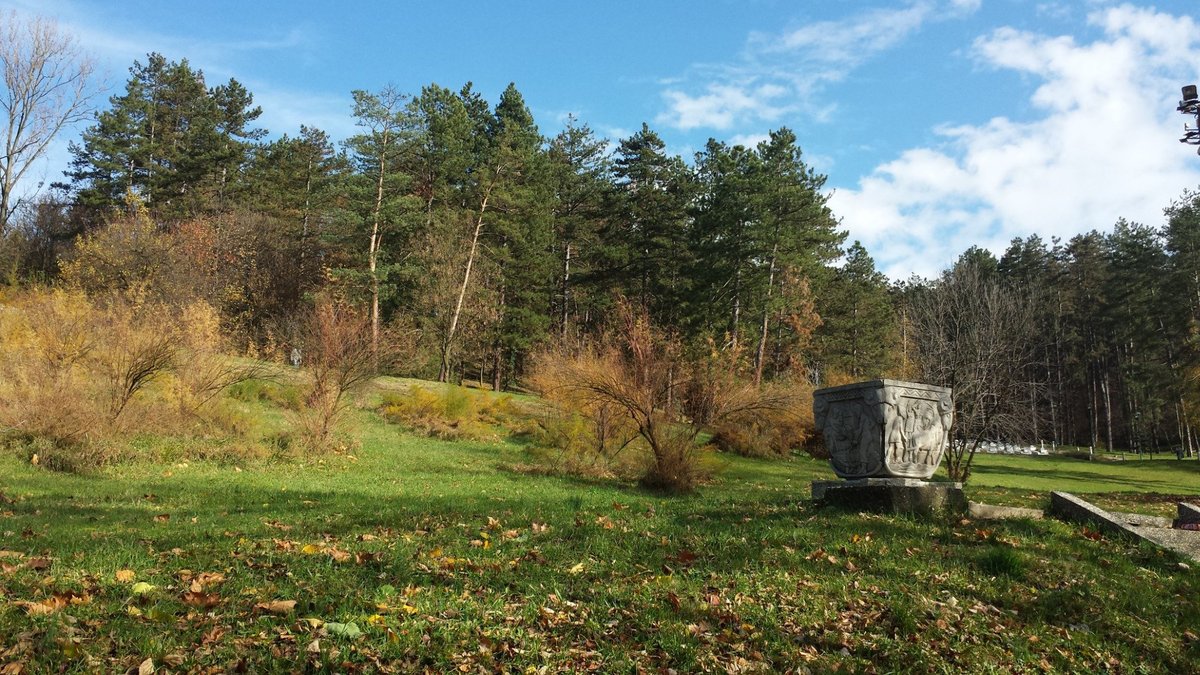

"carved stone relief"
[813,380,953,480]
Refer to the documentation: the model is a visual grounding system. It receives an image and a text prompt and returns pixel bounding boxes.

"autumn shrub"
[289,299,387,454]
[529,300,793,493]
[0,288,263,470]
[711,379,816,458]
[527,348,643,479]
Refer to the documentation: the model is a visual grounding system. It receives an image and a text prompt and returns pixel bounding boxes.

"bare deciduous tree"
[908,261,1043,481]
[1,11,94,231]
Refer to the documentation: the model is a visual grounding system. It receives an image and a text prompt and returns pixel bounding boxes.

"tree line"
[2,53,896,388]
[3,49,1199,457]
[932,199,1200,457]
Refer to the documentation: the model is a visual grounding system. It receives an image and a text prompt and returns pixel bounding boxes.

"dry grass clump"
[378,384,524,442]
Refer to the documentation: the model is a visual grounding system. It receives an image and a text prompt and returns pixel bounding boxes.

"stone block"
[812,478,966,516]
[1176,502,1200,529]
[813,379,952,480]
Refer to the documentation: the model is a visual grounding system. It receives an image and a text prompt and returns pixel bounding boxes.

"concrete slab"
[1049,492,1200,563]
[968,502,1044,520]
[1116,512,1174,529]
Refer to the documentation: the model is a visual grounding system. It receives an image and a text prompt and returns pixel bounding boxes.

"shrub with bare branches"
[531,300,795,492]
[907,260,1043,482]
[291,299,389,453]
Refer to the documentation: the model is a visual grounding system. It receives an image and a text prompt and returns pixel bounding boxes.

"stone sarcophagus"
[813,380,953,480]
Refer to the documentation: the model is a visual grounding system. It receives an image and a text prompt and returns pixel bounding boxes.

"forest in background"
[3,51,1200,460]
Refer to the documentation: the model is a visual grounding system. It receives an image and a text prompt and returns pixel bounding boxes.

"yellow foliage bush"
[0,288,262,470]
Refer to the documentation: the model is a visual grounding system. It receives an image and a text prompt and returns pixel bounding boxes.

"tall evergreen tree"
[66,53,263,218]
[483,83,554,389]
[546,116,611,339]
[345,86,419,354]
[815,242,895,379]
[605,123,694,331]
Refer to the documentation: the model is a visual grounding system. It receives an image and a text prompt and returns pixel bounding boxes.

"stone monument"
[810,379,966,514]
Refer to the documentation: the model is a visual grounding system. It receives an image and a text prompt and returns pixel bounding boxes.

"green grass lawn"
[0,386,1197,672]
[964,452,1200,516]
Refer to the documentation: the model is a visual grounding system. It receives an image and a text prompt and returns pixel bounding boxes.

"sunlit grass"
[0,385,1196,672]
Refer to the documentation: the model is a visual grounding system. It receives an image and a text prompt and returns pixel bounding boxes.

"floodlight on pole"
[1179,84,1200,152]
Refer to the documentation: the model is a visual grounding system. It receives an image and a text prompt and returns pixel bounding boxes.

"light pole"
[1179,84,1200,151]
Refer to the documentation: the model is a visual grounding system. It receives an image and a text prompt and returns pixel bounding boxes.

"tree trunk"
[368,128,390,358]
[492,346,502,392]
[560,240,572,339]
[729,265,742,351]
[1101,371,1114,452]
[439,177,495,382]
[753,242,778,387]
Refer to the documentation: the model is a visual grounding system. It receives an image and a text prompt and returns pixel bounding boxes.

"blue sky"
[7,0,1200,277]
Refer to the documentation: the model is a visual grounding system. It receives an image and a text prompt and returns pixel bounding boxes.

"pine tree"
[815,242,895,379]
[605,124,694,331]
[546,116,611,339]
[345,86,419,355]
[483,83,554,389]
[66,53,263,218]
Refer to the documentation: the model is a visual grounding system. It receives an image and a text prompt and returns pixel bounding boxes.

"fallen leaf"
[195,572,225,588]
[182,591,221,608]
[14,597,65,615]
[115,569,136,583]
[25,558,50,571]
[130,582,156,596]
[153,514,170,523]
[138,658,154,675]
[324,622,363,639]
[306,639,321,654]
[568,562,585,574]
[255,599,296,614]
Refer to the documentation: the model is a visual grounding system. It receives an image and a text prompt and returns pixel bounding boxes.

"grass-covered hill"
[0,378,1197,673]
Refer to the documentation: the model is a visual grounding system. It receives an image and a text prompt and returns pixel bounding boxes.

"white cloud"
[659,83,787,130]
[831,4,1200,279]
[657,1,979,132]
[728,133,771,148]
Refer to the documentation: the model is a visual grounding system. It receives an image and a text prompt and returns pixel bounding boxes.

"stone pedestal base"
[812,478,966,516]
